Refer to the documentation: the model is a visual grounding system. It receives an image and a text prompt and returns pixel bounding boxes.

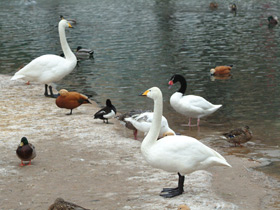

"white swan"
[11,19,77,97]
[140,87,231,198]
[168,74,222,126]
[124,112,175,139]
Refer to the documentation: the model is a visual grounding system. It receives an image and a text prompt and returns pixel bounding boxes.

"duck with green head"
[16,137,36,166]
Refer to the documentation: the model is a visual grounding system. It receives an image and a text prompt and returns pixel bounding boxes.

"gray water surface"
[1,0,280,178]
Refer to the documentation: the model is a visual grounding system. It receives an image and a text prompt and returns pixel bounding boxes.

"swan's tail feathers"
[209,156,232,168]
[11,74,25,81]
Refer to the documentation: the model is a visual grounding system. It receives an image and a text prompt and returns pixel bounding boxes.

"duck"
[124,111,175,139]
[11,19,77,98]
[60,15,77,25]
[223,126,252,147]
[48,198,90,210]
[229,3,237,12]
[209,2,218,9]
[55,89,91,115]
[178,204,191,210]
[268,16,278,25]
[210,65,233,76]
[94,99,117,123]
[168,74,222,127]
[117,109,149,140]
[140,87,231,198]
[76,46,94,58]
[16,137,36,166]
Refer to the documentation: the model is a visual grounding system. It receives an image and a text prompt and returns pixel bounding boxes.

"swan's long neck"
[141,93,163,153]
[59,23,76,62]
[177,76,187,94]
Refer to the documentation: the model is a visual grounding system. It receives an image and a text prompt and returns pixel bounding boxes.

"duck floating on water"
[267,15,278,25]
[76,46,94,58]
[223,126,252,147]
[11,19,77,98]
[210,65,233,76]
[140,87,231,198]
[48,198,90,210]
[16,137,36,166]
[56,89,91,115]
[94,99,117,123]
[168,74,222,127]
[209,2,218,9]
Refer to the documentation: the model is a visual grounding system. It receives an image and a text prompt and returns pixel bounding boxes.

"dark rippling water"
[0,0,280,179]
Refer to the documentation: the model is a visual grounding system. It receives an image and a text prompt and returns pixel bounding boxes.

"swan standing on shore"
[140,87,231,198]
[11,19,77,98]
[168,74,222,126]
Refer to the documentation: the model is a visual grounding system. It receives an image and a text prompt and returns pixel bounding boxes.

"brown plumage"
[48,198,90,210]
[210,65,233,76]
[223,126,252,147]
[56,89,91,115]
[16,137,36,166]
[178,204,191,210]
[209,2,218,9]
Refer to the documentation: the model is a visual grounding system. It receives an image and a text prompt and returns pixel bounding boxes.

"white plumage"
[140,87,231,198]
[11,19,77,97]
[124,112,175,138]
[169,74,222,126]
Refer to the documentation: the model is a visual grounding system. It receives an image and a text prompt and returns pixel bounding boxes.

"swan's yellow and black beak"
[68,23,73,28]
[140,89,149,96]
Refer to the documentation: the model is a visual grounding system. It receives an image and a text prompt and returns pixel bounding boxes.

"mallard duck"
[60,15,77,25]
[56,89,91,115]
[76,46,94,58]
[11,19,77,98]
[229,3,237,12]
[16,137,36,166]
[94,99,117,123]
[117,109,149,140]
[210,65,233,76]
[178,204,191,210]
[268,16,278,25]
[140,87,231,198]
[168,74,222,127]
[48,198,90,210]
[223,126,252,147]
[124,111,175,139]
[209,2,218,9]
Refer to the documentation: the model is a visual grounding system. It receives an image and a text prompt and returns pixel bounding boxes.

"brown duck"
[210,65,233,76]
[56,89,91,115]
[16,137,36,166]
[223,126,252,147]
[48,198,91,210]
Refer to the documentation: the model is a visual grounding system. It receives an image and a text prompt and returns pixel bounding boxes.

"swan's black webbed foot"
[160,173,185,198]
[44,84,59,98]
[160,187,184,198]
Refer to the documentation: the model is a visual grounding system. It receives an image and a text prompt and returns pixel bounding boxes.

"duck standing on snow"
[48,198,90,210]
[16,137,36,166]
[168,74,222,127]
[223,126,252,147]
[76,46,94,58]
[94,99,117,123]
[124,112,175,139]
[139,87,231,198]
[11,19,77,98]
[55,89,91,115]
[117,109,148,140]
[210,65,233,76]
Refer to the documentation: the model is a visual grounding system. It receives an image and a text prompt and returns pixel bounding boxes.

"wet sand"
[0,74,279,210]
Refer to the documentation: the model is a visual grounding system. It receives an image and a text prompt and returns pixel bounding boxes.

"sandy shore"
[0,74,279,210]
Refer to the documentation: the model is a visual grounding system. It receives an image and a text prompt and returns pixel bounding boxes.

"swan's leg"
[187,118,192,126]
[133,130,138,140]
[160,173,185,198]
[197,118,200,126]
[48,86,59,98]
[44,84,49,96]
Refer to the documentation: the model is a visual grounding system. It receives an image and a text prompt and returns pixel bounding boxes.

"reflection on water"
[0,0,280,178]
